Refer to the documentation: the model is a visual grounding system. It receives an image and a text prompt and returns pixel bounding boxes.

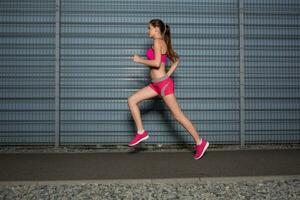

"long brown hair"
[149,19,179,63]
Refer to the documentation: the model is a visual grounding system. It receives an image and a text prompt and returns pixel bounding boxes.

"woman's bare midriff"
[150,64,167,80]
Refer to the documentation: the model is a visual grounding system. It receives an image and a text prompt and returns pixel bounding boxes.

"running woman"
[127,19,209,160]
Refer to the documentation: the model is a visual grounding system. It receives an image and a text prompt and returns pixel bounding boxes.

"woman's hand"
[167,57,180,77]
[132,54,142,63]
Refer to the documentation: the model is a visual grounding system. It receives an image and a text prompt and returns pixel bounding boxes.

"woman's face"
[147,24,156,38]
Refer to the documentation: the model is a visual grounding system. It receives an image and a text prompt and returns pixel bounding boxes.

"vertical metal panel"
[0,0,56,144]
[55,0,61,147]
[244,0,300,144]
[239,0,245,146]
[59,0,240,145]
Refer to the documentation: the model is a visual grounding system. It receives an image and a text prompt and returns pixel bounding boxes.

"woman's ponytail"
[163,24,179,63]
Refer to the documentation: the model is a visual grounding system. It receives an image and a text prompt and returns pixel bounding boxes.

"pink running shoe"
[128,131,149,147]
[194,139,209,160]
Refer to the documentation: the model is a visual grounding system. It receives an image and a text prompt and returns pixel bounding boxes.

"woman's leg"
[127,86,158,131]
[162,93,201,144]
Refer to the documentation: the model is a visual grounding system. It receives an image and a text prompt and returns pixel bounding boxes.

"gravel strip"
[0,176,299,200]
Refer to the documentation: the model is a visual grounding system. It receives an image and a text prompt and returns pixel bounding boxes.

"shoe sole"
[194,141,209,160]
[128,135,149,147]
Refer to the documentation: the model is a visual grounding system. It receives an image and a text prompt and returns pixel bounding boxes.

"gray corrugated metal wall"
[0,0,55,144]
[0,0,299,146]
[244,0,300,144]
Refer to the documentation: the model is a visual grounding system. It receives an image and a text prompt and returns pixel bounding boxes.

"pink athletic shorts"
[148,75,174,97]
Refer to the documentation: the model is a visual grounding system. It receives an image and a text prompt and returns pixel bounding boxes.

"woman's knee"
[128,95,138,106]
[127,96,134,105]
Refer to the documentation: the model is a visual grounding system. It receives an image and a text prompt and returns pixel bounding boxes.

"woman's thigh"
[128,85,158,104]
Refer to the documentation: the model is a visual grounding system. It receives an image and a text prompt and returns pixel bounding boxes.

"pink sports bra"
[146,48,167,64]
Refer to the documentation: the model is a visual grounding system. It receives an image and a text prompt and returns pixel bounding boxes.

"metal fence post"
[239,0,245,147]
[55,0,61,147]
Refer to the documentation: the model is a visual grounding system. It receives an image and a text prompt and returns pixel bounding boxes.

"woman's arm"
[167,58,180,76]
[132,40,162,68]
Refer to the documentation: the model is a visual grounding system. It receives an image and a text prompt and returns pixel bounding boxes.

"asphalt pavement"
[0,149,299,182]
